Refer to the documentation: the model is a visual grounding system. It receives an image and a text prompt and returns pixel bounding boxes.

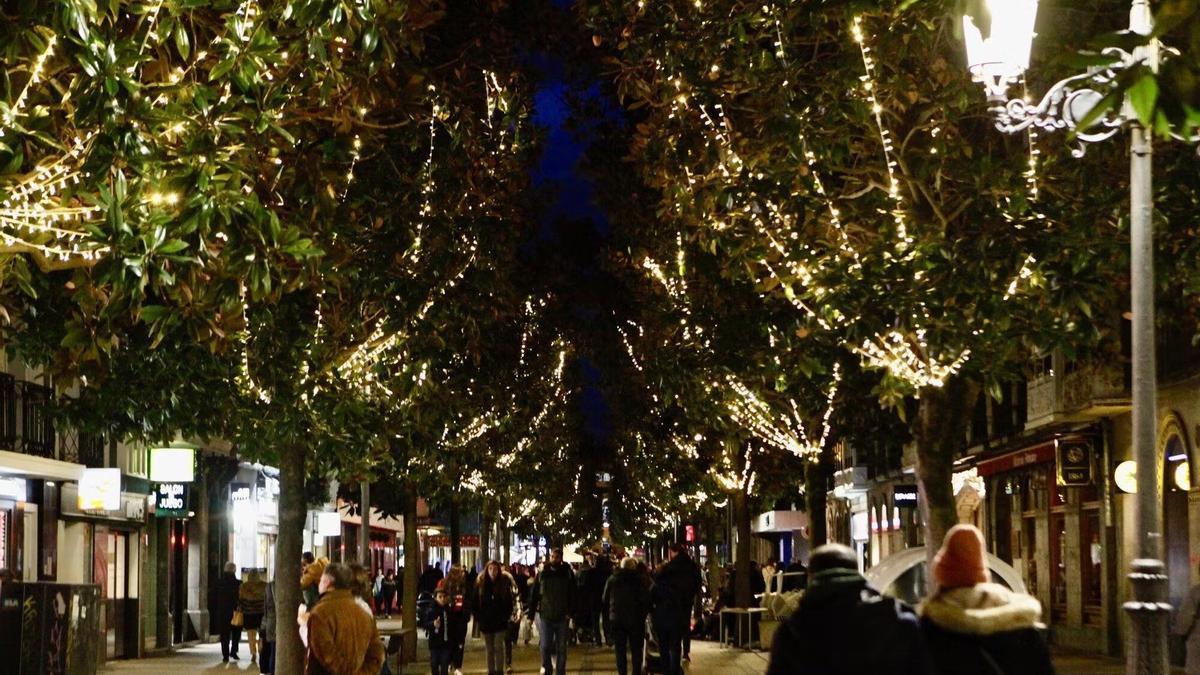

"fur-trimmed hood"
[919,582,1043,636]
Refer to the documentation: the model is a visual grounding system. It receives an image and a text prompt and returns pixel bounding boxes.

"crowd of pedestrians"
[205,523,1053,675]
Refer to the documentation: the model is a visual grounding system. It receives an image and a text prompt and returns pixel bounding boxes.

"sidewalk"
[98,629,1168,675]
[101,632,770,674]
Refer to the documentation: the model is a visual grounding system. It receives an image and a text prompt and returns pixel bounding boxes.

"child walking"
[422,589,453,675]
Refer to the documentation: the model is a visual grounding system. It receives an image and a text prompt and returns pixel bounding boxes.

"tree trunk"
[804,450,832,547]
[732,489,753,608]
[274,443,306,675]
[480,513,492,566]
[914,376,980,567]
[449,496,461,565]
[403,490,419,659]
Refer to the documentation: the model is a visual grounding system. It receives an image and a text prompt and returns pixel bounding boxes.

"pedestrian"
[349,561,376,614]
[422,588,453,675]
[761,557,778,592]
[420,564,445,593]
[919,524,1053,675]
[379,570,398,618]
[301,551,329,609]
[782,558,807,592]
[442,566,472,675]
[604,557,652,675]
[513,564,534,646]
[259,579,276,674]
[215,561,243,663]
[766,543,930,674]
[595,554,615,646]
[650,543,702,675]
[304,562,386,675]
[527,548,575,675]
[240,568,268,664]
[475,560,517,675]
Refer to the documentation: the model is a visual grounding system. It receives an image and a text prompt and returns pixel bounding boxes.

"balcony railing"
[18,381,54,457]
[1027,357,1128,429]
[0,374,15,451]
[58,427,106,468]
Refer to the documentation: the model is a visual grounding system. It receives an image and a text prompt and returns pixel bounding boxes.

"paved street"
[100,628,1151,675]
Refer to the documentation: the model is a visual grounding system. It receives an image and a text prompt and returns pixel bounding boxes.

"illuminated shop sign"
[155,482,189,517]
[0,476,27,501]
[78,468,121,511]
[894,485,919,508]
[149,446,196,483]
[230,482,252,502]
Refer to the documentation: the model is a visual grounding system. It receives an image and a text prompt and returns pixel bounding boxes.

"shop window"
[1023,515,1038,596]
[1050,513,1067,622]
[1081,508,1102,626]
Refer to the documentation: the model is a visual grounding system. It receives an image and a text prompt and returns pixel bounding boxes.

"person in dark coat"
[422,589,453,675]
[527,549,576,675]
[767,543,931,675]
[214,561,243,663]
[604,557,652,675]
[420,564,445,594]
[475,560,517,675]
[782,559,807,592]
[919,524,1054,675]
[594,554,615,646]
[651,544,702,675]
[378,570,398,618]
[259,580,276,674]
[441,566,472,674]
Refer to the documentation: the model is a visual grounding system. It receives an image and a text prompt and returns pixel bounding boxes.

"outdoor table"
[719,607,767,651]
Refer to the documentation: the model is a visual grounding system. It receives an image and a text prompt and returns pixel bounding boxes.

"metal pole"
[1123,5,1170,674]
[360,480,371,569]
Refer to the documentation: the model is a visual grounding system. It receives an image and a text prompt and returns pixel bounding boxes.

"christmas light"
[852,16,911,249]
[854,330,970,390]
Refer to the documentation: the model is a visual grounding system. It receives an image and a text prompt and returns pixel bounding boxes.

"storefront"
[980,433,1110,652]
[61,478,148,661]
[228,465,280,578]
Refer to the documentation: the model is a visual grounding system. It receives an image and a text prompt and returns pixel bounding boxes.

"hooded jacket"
[604,567,652,631]
[766,568,932,675]
[919,582,1054,675]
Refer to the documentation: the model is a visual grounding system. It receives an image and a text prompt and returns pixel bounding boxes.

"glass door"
[95,528,130,659]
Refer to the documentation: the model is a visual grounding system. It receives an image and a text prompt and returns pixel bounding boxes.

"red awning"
[976,442,1056,477]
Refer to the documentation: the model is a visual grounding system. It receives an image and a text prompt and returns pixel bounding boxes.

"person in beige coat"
[305,562,385,675]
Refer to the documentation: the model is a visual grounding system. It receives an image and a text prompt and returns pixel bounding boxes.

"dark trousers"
[259,640,275,673]
[379,591,396,615]
[612,624,645,675]
[656,626,684,675]
[219,624,242,659]
[430,646,452,675]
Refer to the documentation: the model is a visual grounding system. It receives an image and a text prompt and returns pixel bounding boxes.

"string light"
[854,330,970,390]
[852,15,910,249]
[1,36,56,137]
[725,363,841,462]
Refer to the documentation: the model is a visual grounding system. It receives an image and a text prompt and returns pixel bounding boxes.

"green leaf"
[139,305,169,323]
[174,24,191,60]
[1129,71,1160,126]
[158,239,190,254]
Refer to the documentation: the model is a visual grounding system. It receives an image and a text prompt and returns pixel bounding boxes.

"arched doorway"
[1160,413,1191,666]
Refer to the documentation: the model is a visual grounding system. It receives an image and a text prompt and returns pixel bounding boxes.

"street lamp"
[963,1,1180,673]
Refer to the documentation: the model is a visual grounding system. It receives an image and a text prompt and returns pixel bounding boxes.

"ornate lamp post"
[963,1,1175,673]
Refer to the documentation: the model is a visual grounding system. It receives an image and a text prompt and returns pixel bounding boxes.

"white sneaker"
[454,670,463,675]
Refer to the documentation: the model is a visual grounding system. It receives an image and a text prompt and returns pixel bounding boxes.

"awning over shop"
[752,510,809,534]
[0,449,84,482]
[976,442,1055,477]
